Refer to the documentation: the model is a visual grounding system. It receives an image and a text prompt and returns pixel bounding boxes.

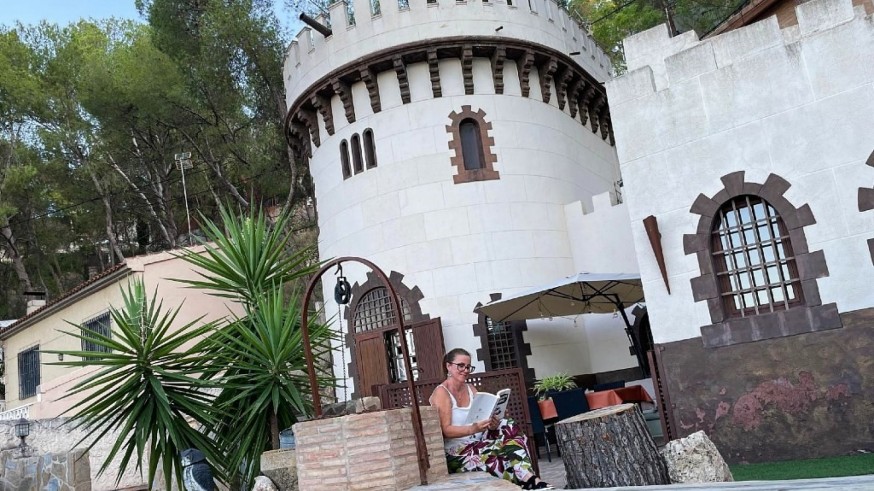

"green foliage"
[176,204,332,484]
[731,454,874,481]
[533,373,578,399]
[46,279,223,490]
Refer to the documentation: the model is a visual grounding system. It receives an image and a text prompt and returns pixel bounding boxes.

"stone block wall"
[0,448,91,491]
[293,406,447,490]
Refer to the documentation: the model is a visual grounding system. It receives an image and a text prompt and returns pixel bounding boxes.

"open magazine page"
[464,388,511,424]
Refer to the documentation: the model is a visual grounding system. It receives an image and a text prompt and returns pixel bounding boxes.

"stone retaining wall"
[0,447,91,491]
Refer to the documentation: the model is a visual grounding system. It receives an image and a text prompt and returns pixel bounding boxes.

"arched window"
[446,105,500,184]
[459,119,484,170]
[685,171,839,348]
[711,195,803,317]
[340,140,351,179]
[351,133,364,174]
[363,128,377,169]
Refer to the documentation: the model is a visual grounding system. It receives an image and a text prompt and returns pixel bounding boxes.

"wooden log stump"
[555,403,669,488]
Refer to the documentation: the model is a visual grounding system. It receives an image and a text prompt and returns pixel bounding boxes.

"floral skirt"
[445,419,535,485]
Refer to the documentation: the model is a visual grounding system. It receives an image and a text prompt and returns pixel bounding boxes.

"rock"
[322,397,383,417]
[260,448,298,491]
[252,476,279,491]
[660,430,733,483]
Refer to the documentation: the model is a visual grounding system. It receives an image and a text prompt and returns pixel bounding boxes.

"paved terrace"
[410,456,874,490]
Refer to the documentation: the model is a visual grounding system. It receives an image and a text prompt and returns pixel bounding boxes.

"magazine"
[464,388,511,425]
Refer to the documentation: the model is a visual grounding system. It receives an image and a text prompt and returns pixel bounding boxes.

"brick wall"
[293,407,447,490]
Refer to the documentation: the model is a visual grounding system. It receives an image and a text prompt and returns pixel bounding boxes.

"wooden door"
[409,318,445,380]
[355,332,390,397]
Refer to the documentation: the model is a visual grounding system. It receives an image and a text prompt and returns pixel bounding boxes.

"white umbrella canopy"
[476,272,644,322]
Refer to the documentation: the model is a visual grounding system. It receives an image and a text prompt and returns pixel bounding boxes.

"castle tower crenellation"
[285,0,612,102]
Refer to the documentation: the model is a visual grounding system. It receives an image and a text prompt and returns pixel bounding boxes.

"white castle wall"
[606,0,874,344]
[284,0,612,104]
[315,70,618,389]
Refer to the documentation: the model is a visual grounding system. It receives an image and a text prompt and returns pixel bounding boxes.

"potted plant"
[533,373,577,420]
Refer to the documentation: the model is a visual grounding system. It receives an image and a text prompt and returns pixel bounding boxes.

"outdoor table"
[585,385,653,410]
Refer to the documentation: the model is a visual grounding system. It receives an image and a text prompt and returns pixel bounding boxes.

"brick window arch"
[684,171,841,348]
[340,139,351,179]
[446,105,499,184]
[363,128,377,169]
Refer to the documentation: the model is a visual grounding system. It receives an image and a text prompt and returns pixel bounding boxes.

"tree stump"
[555,403,669,488]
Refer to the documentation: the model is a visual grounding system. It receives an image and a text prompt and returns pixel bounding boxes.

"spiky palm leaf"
[46,279,224,490]
[173,204,318,307]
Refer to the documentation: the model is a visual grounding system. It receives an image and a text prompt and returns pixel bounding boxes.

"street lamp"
[174,152,194,245]
[15,418,30,456]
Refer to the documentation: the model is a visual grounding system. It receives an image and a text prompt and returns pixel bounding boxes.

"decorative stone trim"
[445,105,500,184]
[359,66,381,113]
[684,171,840,348]
[863,149,874,264]
[555,66,573,110]
[393,55,411,104]
[539,57,558,103]
[427,48,442,98]
[332,78,356,123]
[343,270,429,397]
[472,294,535,383]
[490,46,506,95]
[298,108,320,146]
[462,45,475,95]
[517,50,535,98]
[284,37,615,161]
[311,93,334,135]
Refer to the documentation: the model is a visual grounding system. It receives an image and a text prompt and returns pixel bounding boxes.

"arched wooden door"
[350,286,445,397]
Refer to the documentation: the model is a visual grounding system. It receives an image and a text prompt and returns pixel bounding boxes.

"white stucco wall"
[606,0,874,344]
[286,2,628,390]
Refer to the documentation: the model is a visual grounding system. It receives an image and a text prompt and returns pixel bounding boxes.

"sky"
[0,0,302,34]
[0,0,143,27]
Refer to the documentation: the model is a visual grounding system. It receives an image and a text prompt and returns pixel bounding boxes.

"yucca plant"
[46,279,223,490]
[175,203,335,484]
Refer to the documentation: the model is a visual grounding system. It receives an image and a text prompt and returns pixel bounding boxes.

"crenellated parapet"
[285,0,611,99]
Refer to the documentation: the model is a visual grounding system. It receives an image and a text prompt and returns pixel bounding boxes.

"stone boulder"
[260,448,297,491]
[322,396,382,417]
[660,430,733,483]
[252,475,279,491]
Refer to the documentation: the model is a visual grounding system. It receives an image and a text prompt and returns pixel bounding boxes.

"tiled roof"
[1,262,131,337]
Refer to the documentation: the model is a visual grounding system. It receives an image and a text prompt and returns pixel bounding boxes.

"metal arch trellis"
[300,256,430,485]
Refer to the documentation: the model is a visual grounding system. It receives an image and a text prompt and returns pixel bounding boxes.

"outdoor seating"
[586,384,653,410]
[527,396,553,462]
[592,380,625,392]
[551,388,590,421]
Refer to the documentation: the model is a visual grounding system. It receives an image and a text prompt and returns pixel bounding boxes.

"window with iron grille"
[82,311,112,358]
[18,346,40,400]
[352,287,411,334]
[486,317,518,370]
[711,195,803,317]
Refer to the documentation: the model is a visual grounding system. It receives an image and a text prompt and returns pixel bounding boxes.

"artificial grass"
[730,453,874,481]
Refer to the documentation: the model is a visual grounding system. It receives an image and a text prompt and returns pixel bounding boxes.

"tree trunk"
[87,166,125,264]
[555,403,669,488]
[0,221,33,291]
[269,409,280,450]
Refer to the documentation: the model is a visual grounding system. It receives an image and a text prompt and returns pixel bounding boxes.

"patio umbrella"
[475,272,644,322]
[476,272,647,372]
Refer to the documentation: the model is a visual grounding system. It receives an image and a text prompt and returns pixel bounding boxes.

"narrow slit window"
[351,134,364,174]
[364,129,378,169]
[340,140,352,179]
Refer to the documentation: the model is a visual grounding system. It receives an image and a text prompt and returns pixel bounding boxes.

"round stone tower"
[284,0,623,397]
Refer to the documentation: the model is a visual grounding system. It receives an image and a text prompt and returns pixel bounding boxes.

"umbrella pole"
[613,295,647,376]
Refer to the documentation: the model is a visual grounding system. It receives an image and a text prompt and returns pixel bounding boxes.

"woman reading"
[428,348,552,489]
